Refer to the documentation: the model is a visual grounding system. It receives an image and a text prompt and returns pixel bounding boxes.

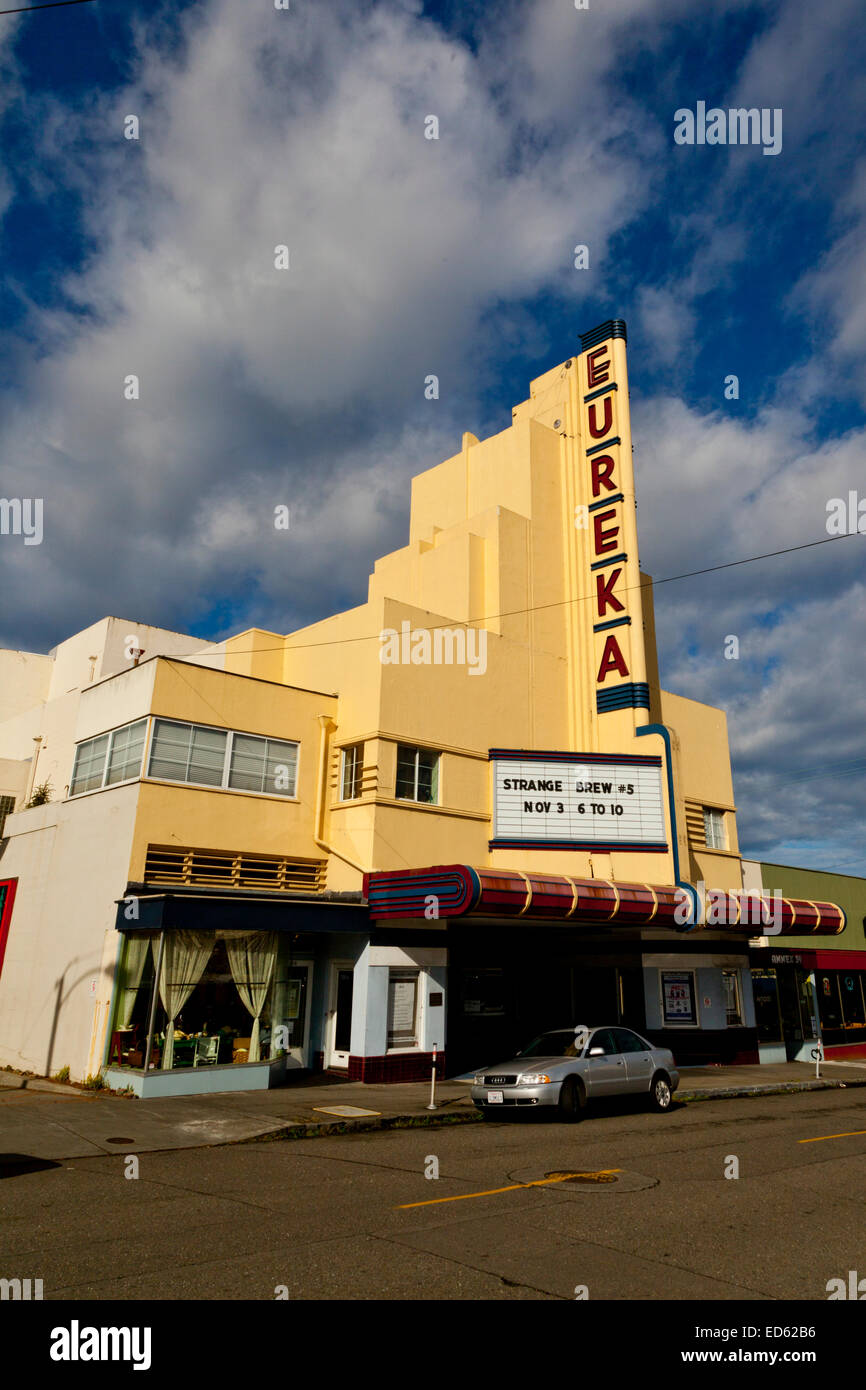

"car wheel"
[649,1072,673,1112]
[558,1075,585,1122]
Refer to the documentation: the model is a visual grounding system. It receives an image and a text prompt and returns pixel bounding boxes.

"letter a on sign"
[597,634,629,682]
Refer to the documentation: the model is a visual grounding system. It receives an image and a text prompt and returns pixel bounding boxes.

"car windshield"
[518,1030,584,1058]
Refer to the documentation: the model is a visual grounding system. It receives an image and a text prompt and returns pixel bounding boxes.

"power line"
[177,528,865,661]
[0,0,96,14]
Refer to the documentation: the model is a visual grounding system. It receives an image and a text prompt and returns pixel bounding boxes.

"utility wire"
[176,528,864,661]
[0,0,96,14]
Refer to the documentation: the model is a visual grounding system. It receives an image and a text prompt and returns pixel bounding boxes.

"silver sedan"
[470,1025,679,1120]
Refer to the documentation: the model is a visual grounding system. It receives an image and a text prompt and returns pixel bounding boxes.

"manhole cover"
[104,1137,136,1145]
[510,1166,658,1194]
[544,1170,618,1184]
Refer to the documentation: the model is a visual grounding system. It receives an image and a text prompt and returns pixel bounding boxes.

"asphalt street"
[2,1087,865,1301]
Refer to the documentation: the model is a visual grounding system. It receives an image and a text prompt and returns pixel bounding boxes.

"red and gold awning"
[363,865,846,936]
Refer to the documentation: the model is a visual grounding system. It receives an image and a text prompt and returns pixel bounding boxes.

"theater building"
[0,321,846,1095]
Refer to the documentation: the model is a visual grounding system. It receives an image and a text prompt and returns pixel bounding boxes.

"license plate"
[486,1090,504,1103]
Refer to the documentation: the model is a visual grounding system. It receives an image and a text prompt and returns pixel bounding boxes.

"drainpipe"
[313,715,368,875]
[636,723,699,930]
[25,735,43,805]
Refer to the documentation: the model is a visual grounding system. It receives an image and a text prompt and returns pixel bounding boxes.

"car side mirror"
[588,1046,604,1057]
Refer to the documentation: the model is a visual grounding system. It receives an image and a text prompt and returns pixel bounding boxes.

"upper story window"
[341,744,363,800]
[148,719,298,798]
[0,795,16,836]
[396,744,439,804]
[70,719,147,796]
[703,807,727,850]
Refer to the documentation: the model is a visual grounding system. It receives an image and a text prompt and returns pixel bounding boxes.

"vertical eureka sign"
[576,321,650,719]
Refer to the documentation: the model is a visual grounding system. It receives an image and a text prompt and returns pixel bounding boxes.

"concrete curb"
[246,1109,483,1143]
[237,1077,866,1144]
[677,1077,866,1102]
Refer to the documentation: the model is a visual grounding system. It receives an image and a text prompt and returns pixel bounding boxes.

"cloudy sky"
[0,0,864,872]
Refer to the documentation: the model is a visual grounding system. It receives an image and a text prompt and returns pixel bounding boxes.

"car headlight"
[519,1072,551,1085]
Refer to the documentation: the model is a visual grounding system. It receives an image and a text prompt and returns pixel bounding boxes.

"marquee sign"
[575,321,650,717]
[490,750,667,852]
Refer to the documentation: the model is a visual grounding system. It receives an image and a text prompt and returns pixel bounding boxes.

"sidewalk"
[1,1061,864,1164]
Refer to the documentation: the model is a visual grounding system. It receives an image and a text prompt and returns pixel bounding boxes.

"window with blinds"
[70,720,147,796]
[148,719,298,798]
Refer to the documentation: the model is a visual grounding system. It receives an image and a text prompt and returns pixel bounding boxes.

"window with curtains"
[70,720,147,795]
[107,930,310,1071]
[147,719,298,798]
[395,745,439,804]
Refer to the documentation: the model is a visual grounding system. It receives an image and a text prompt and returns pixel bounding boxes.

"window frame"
[395,744,440,805]
[69,719,148,798]
[386,968,421,1051]
[721,969,743,1027]
[145,718,300,800]
[660,969,699,1027]
[69,716,301,802]
[340,744,363,801]
[0,795,17,836]
[703,807,727,850]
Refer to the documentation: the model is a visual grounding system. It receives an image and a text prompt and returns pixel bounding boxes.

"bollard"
[427,1044,438,1110]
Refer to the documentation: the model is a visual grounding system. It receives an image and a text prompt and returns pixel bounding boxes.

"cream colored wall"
[660,688,742,891]
[0,650,52,722]
[126,658,338,878]
[0,786,139,1082]
[0,756,30,809]
[46,617,213,699]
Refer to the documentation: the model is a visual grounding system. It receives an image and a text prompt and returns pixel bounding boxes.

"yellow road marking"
[396,1169,621,1209]
[798,1129,866,1144]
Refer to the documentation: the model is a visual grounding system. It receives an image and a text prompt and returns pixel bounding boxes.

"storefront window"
[816,972,843,1033]
[660,970,697,1025]
[815,970,866,1045]
[462,968,505,1016]
[387,969,419,1047]
[107,931,309,1070]
[752,969,783,1042]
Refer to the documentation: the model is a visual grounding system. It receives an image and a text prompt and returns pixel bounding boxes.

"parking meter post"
[427,1044,437,1110]
[812,1045,822,1080]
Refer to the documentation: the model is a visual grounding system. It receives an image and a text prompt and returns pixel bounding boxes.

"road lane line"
[799,1129,866,1144]
[396,1169,622,1209]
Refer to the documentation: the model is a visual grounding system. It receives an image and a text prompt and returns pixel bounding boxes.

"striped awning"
[363,865,846,936]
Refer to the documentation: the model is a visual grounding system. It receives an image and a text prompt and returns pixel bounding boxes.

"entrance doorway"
[326,963,354,1069]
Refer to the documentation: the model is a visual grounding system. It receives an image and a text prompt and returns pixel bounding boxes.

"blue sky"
[0,0,864,872]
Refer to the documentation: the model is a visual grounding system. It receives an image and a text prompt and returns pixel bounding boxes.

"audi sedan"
[470,1025,679,1120]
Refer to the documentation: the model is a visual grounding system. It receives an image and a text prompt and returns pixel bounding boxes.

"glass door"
[327,963,354,1069]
